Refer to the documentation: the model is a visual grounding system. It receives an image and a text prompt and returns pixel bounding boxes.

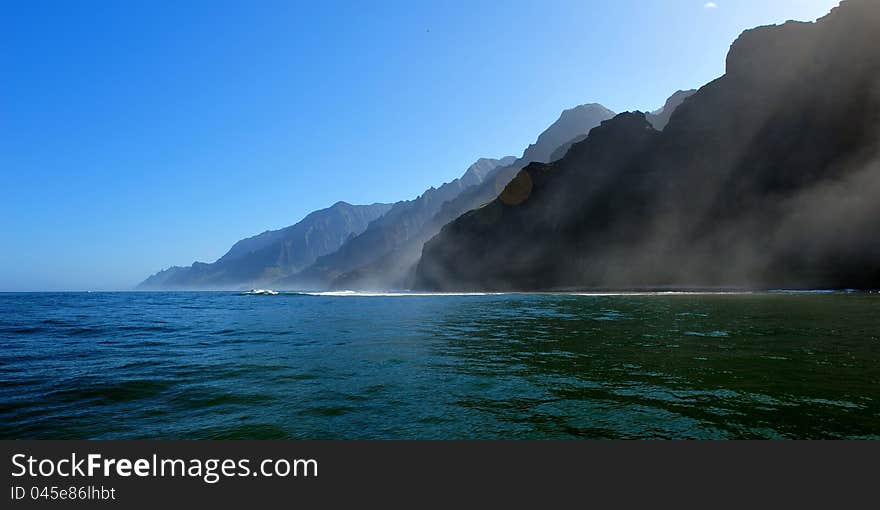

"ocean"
[1,291,878,439]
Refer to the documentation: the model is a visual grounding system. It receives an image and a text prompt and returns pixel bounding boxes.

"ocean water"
[1,291,878,439]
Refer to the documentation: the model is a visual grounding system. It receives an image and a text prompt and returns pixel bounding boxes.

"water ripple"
[1,291,878,439]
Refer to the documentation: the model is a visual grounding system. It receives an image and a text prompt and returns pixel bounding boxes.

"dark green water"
[1,291,878,439]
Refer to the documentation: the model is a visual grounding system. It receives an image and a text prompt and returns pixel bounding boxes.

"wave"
[238,290,502,297]
[239,289,874,298]
[240,289,279,295]
[297,290,504,297]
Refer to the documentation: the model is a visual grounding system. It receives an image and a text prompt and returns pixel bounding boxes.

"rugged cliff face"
[520,104,617,163]
[283,104,616,290]
[138,201,392,289]
[324,95,703,291]
[645,89,696,130]
[275,157,515,289]
[326,105,624,290]
[416,0,880,291]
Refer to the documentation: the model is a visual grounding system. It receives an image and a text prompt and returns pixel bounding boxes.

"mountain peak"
[415,0,880,292]
[521,103,616,164]
[725,0,879,85]
[646,89,697,130]
[559,103,616,119]
[460,156,517,186]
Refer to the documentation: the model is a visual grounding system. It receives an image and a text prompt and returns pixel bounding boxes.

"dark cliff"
[276,157,515,289]
[416,1,880,291]
[282,104,616,290]
[321,104,618,290]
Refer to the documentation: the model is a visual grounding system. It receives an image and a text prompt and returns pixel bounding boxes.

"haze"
[0,0,839,291]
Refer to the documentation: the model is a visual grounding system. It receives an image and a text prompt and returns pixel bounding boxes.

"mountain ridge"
[276,156,516,289]
[291,103,619,290]
[326,92,696,291]
[137,201,392,290]
[415,0,880,291]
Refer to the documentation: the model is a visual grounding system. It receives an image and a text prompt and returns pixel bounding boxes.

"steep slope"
[416,0,880,291]
[521,104,616,163]
[138,201,392,289]
[278,157,514,288]
[320,103,618,290]
[548,134,588,163]
[646,89,696,130]
[425,104,617,235]
[546,91,693,164]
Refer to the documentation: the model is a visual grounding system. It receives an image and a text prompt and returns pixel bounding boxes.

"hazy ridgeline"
[7,1,880,444]
[139,202,393,290]
[141,104,619,290]
[142,0,880,292]
[416,0,880,291]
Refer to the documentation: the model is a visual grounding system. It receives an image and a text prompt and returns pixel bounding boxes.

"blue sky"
[1,0,840,291]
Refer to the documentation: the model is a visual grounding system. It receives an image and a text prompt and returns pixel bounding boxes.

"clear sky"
[1,0,841,291]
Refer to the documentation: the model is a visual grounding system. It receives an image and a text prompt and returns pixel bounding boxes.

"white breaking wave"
[243,289,862,298]
[300,290,503,297]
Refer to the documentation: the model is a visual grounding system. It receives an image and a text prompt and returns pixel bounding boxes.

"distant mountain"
[543,92,693,164]
[277,156,516,288]
[138,95,687,291]
[646,89,696,130]
[137,201,392,289]
[317,103,618,290]
[521,104,616,163]
[416,0,880,291]
[548,134,588,163]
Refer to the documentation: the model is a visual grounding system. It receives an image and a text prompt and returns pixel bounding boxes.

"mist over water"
[1,292,878,439]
